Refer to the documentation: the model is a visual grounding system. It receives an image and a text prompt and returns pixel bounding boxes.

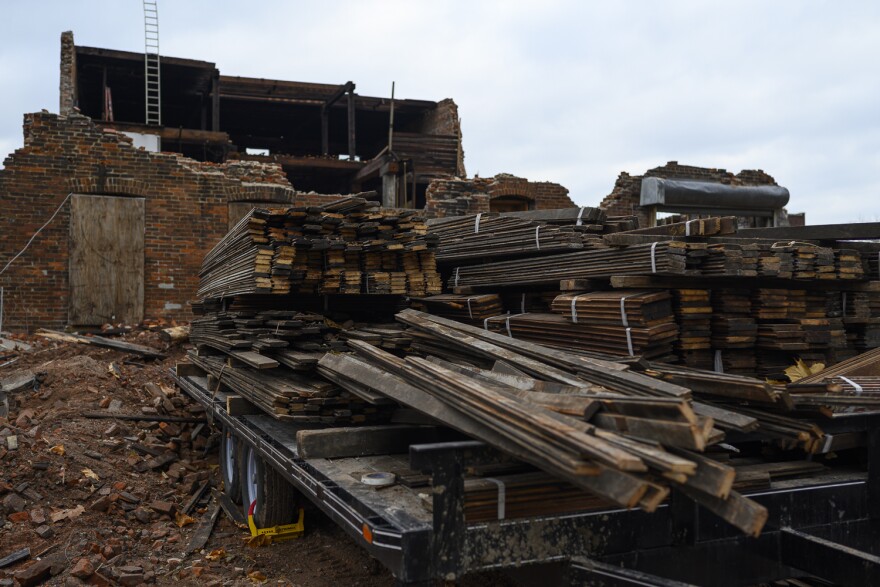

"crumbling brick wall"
[598,161,780,227]
[59,31,76,116]
[0,112,294,331]
[417,99,466,178]
[424,173,574,218]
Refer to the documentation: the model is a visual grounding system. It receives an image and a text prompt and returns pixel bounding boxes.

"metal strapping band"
[505,314,513,337]
[521,293,526,314]
[714,350,724,374]
[685,219,695,237]
[454,267,460,287]
[484,317,491,331]
[535,226,541,250]
[842,292,847,316]
[625,327,634,356]
[474,213,482,234]
[484,478,506,520]
[466,297,474,320]
[570,294,584,324]
[576,206,586,226]
[650,241,659,273]
[840,376,863,395]
[619,295,630,327]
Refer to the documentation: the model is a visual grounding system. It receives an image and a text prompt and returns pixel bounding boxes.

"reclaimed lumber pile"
[409,294,504,324]
[317,310,771,535]
[188,351,392,424]
[198,197,441,299]
[670,289,713,369]
[448,242,708,289]
[428,214,591,264]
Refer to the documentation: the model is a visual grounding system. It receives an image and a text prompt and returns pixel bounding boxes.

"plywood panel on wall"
[69,194,145,325]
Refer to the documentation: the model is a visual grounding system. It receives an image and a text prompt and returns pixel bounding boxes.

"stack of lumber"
[198,197,441,299]
[710,289,757,376]
[188,351,393,424]
[318,309,771,536]
[408,294,504,324]
[483,312,679,360]
[339,324,413,351]
[448,242,708,289]
[427,214,591,265]
[531,290,680,358]
[670,289,713,369]
[603,217,737,247]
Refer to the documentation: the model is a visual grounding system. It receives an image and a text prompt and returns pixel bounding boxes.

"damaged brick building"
[0,33,800,331]
[0,32,578,331]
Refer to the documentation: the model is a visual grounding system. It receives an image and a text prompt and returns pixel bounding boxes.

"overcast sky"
[1,0,878,223]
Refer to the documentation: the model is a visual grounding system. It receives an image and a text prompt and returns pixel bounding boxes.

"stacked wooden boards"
[198,197,441,299]
[445,241,863,290]
[317,309,771,537]
[478,290,679,359]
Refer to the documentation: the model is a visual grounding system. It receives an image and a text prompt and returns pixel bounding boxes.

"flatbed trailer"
[173,365,880,586]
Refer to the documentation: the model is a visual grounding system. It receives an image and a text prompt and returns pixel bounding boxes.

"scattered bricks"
[133,508,152,524]
[29,508,46,525]
[103,423,122,437]
[13,559,52,587]
[158,423,180,438]
[70,558,94,579]
[112,481,127,491]
[89,496,111,512]
[35,525,54,539]
[21,488,42,502]
[85,571,112,587]
[116,566,142,575]
[15,409,35,428]
[145,453,178,471]
[149,501,176,517]
[2,492,26,513]
[118,492,140,504]
[8,511,30,523]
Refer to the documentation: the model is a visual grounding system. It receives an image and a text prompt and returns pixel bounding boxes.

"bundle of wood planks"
[198,197,441,299]
[317,309,774,536]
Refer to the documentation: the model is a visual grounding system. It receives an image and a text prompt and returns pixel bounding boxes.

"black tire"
[219,427,243,504]
[239,444,299,528]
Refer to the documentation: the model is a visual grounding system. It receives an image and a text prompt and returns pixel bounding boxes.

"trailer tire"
[240,444,299,528]
[219,427,242,504]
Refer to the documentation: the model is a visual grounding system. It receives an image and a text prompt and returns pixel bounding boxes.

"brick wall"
[0,112,294,331]
[425,173,574,217]
[598,161,780,227]
[417,98,466,177]
[59,31,76,116]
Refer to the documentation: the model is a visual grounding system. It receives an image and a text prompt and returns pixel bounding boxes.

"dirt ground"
[0,330,518,587]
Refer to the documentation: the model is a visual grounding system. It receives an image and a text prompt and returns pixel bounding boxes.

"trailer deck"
[173,366,880,586]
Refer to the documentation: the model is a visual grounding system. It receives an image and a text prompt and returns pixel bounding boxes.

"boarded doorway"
[69,194,145,326]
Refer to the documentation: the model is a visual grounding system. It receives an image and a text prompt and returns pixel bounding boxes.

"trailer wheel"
[240,444,299,528]
[219,427,242,504]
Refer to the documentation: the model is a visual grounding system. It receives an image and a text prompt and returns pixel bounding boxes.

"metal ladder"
[143,0,161,125]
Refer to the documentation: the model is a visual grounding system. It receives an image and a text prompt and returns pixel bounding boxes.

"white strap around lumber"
[576,206,586,226]
[714,350,725,374]
[650,242,659,274]
[625,327,634,356]
[484,478,506,520]
[535,226,541,250]
[474,213,482,234]
[839,376,863,395]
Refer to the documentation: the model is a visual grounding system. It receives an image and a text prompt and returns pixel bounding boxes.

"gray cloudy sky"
[1,0,878,223]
